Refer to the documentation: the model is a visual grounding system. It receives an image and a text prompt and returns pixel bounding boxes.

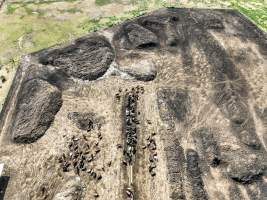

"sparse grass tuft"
[95,0,112,6]
[80,8,148,32]
[6,4,17,14]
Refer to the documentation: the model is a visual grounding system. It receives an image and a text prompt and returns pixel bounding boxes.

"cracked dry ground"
[0,7,267,200]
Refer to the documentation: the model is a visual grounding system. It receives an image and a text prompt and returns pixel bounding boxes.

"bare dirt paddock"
[0,8,267,200]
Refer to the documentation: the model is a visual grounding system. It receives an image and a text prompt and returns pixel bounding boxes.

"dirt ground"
[0,7,267,200]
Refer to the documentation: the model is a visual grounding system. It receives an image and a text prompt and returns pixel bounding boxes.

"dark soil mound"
[12,78,62,143]
[39,36,114,80]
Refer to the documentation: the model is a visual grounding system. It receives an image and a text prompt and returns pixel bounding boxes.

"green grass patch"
[80,8,148,32]
[6,4,18,14]
[0,15,86,63]
[11,0,78,5]
[58,8,83,13]
[233,4,267,31]
[95,0,112,6]
[5,0,80,15]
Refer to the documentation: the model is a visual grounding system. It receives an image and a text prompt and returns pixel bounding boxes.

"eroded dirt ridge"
[0,8,267,200]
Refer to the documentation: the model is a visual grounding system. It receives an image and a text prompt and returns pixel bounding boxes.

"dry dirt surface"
[0,7,267,200]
